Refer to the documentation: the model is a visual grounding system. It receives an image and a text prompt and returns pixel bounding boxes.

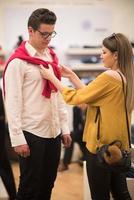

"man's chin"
[42,43,49,48]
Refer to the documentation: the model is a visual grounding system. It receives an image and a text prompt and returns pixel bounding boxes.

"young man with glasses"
[3,8,71,200]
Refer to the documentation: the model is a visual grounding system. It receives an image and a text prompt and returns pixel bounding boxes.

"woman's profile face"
[100,46,117,70]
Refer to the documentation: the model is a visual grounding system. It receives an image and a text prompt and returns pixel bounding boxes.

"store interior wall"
[0,0,134,58]
[0,0,134,119]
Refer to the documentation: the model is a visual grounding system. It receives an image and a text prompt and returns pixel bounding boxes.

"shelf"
[66,47,134,74]
[67,48,134,55]
[67,48,101,55]
[70,63,106,71]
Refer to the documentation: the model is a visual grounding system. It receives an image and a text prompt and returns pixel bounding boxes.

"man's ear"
[28,27,34,36]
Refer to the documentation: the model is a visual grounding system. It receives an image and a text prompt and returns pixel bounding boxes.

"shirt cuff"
[10,133,27,147]
[61,126,70,135]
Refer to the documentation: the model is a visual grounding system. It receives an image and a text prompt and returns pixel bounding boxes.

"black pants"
[86,149,132,200]
[0,149,17,200]
[0,121,16,200]
[16,132,61,200]
[63,131,86,165]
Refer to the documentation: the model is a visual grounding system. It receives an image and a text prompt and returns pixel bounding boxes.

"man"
[3,8,71,200]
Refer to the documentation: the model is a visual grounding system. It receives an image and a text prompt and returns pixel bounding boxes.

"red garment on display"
[3,41,61,98]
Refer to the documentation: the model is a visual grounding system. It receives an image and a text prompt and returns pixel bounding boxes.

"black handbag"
[96,72,131,173]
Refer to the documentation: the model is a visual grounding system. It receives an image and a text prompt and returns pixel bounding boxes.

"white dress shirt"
[4,42,70,147]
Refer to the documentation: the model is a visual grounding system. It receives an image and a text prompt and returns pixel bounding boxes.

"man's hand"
[14,144,30,158]
[62,134,72,148]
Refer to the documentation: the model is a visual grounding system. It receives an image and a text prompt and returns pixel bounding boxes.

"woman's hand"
[39,64,65,92]
[60,64,85,89]
[39,64,54,80]
[60,64,74,78]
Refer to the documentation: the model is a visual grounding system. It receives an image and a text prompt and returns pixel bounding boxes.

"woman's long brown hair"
[103,33,134,112]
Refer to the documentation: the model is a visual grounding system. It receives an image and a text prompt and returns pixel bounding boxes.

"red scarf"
[3,41,61,98]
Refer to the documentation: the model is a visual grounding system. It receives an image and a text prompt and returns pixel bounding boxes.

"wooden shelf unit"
[66,47,105,78]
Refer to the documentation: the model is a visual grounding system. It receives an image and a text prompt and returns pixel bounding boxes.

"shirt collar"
[25,41,49,57]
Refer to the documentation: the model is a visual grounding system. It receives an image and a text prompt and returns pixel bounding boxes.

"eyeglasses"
[37,30,57,39]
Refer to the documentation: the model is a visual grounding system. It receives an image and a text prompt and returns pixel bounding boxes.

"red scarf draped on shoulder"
[3,41,61,98]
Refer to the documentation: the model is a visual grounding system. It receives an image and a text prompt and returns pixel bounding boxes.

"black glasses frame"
[37,30,57,39]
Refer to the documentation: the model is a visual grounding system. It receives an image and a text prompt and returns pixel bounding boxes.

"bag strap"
[95,106,100,141]
[95,71,131,148]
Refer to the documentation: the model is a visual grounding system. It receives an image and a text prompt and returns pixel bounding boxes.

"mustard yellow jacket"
[62,73,131,154]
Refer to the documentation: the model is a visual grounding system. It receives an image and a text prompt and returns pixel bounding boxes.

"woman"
[40,33,134,199]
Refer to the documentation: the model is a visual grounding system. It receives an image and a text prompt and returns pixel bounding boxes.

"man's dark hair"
[28,8,57,30]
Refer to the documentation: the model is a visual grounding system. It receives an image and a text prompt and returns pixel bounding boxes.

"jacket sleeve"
[61,73,115,107]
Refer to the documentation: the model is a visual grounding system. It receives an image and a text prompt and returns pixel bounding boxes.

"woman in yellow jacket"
[40,33,134,200]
